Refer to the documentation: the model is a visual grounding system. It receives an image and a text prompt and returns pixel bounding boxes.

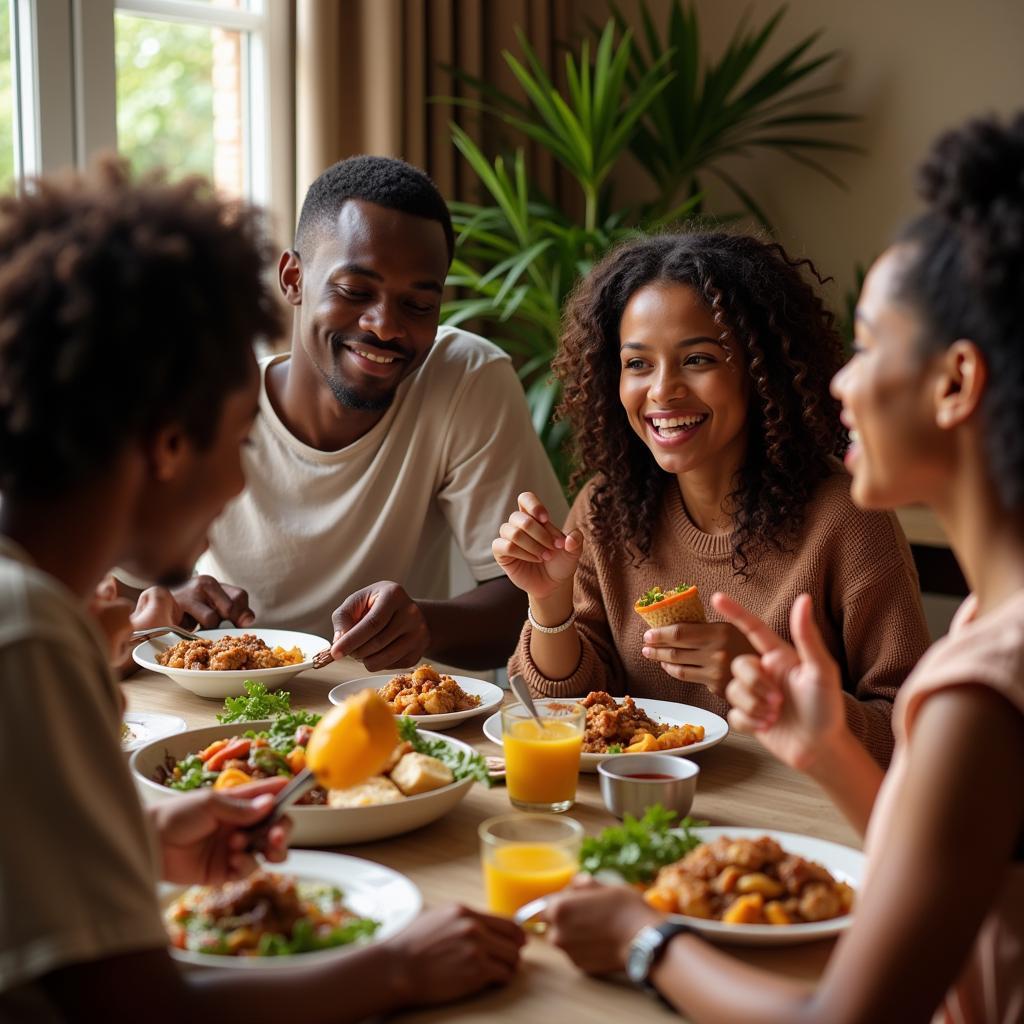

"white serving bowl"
[132,627,328,699]
[130,720,476,846]
[161,850,421,969]
[329,673,504,731]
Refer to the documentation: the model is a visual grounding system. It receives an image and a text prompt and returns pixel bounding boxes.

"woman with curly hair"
[497,231,930,764]
[539,111,1024,1024]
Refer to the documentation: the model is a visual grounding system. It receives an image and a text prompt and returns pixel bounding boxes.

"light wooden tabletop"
[125,666,858,1022]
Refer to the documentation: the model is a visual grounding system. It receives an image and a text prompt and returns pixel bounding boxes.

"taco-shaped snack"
[633,584,706,628]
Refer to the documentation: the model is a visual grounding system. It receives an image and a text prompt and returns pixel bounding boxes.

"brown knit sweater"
[509,472,931,765]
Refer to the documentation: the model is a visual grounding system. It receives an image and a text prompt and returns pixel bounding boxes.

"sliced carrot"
[198,738,229,763]
[205,738,251,772]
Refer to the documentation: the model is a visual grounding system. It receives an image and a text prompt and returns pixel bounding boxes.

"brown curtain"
[295,0,573,221]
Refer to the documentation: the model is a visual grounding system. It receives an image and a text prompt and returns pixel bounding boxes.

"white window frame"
[16,0,293,237]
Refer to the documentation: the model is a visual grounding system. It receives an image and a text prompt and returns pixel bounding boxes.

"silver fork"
[130,625,205,643]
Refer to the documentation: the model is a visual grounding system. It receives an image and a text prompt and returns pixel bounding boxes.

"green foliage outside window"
[0,0,16,194]
[114,13,216,181]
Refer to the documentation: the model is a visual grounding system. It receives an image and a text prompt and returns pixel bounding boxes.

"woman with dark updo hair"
[495,231,930,765]
[540,113,1024,1023]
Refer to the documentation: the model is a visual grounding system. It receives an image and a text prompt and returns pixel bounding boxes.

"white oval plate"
[132,627,328,700]
[330,673,504,731]
[161,850,421,969]
[121,711,187,753]
[131,720,476,846]
[667,826,864,946]
[482,695,727,772]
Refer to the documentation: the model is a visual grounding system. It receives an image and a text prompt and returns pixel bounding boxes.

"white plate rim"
[121,711,188,753]
[663,826,864,944]
[481,694,728,768]
[132,627,328,678]
[329,672,504,728]
[161,850,422,968]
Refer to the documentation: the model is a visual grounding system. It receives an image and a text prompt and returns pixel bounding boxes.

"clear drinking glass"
[500,699,585,812]
[479,813,584,916]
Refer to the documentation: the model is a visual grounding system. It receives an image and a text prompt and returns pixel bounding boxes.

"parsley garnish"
[217,680,295,723]
[580,805,705,884]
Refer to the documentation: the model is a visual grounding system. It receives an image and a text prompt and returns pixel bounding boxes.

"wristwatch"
[626,921,694,1001]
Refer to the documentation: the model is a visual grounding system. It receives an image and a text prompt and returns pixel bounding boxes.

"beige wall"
[577,0,1024,308]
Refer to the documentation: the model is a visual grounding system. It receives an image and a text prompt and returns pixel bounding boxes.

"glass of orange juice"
[501,699,585,812]
[479,813,584,916]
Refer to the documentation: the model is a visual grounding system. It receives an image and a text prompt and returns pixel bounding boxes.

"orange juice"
[503,718,583,808]
[483,843,578,915]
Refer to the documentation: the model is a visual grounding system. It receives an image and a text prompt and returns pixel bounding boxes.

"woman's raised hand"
[711,592,848,773]
[492,491,583,601]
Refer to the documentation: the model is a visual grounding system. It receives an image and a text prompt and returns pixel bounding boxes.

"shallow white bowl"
[132,627,327,699]
[668,827,864,946]
[482,696,728,773]
[130,720,476,845]
[161,850,421,969]
[329,673,504,731]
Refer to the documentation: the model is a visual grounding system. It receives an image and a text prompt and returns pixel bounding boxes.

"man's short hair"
[294,154,454,261]
[0,157,282,499]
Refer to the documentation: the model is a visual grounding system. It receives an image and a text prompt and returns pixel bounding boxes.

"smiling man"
[176,156,566,669]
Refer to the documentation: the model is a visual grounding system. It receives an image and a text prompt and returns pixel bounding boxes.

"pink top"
[865,591,1024,1024]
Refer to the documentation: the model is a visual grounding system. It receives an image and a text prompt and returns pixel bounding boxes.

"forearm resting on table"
[653,933,817,1024]
[417,576,528,669]
[38,944,410,1024]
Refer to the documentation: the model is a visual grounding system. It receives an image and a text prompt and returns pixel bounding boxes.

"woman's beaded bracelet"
[527,606,577,634]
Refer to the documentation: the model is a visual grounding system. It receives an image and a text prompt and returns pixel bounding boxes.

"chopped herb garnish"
[580,805,705,884]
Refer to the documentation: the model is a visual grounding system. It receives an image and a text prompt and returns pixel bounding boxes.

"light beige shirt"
[197,327,568,637]
[865,591,1024,1024]
[0,539,166,1000]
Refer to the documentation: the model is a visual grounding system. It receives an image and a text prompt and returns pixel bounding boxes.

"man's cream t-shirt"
[197,326,568,638]
[0,538,166,1005]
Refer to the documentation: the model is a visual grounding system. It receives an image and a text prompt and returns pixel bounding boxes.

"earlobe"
[147,426,187,483]
[935,340,987,430]
[278,249,303,307]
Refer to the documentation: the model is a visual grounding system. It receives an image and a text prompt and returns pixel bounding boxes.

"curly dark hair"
[894,112,1024,510]
[295,154,454,261]
[553,231,847,575]
[0,157,282,499]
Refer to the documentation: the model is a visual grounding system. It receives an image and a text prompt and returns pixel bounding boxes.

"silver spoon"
[509,674,543,725]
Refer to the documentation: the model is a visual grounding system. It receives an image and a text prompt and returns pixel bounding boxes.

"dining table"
[124,663,862,1023]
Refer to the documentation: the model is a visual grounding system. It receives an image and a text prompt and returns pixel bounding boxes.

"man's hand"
[149,778,291,885]
[640,620,754,697]
[170,575,255,630]
[383,904,525,1008]
[330,582,430,671]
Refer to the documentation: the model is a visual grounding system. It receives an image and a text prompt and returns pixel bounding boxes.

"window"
[8,0,292,234]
